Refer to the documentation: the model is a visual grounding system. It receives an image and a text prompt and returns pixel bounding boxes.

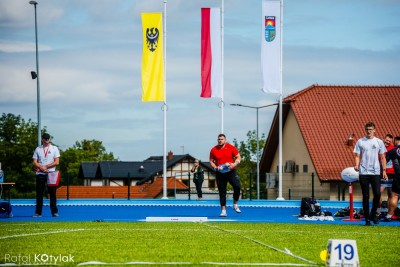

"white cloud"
[1,0,399,161]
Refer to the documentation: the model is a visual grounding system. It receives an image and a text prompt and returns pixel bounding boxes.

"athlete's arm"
[354,153,360,172]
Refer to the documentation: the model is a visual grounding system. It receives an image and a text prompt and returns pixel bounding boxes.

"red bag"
[47,171,60,187]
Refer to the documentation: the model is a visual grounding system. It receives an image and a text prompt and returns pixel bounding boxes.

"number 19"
[334,243,354,260]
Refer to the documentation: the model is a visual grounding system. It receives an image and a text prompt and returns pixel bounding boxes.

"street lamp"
[230,103,278,200]
[29,0,41,147]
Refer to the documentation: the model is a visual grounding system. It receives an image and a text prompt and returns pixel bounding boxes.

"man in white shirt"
[354,122,387,226]
[32,133,60,217]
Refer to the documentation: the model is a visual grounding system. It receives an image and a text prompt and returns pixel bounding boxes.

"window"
[284,160,295,173]
[266,173,277,188]
[303,164,308,173]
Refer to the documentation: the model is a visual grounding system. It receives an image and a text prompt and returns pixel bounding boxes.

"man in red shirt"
[209,134,242,217]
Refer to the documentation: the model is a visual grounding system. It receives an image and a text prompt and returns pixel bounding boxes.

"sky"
[1,0,400,162]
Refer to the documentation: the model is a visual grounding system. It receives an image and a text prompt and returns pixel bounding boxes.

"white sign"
[326,239,359,267]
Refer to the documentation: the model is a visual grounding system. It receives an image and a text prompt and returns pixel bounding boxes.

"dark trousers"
[194,180,203,198]
[216,170,241,207]
[359,174,381,220]
[35,174,58,215]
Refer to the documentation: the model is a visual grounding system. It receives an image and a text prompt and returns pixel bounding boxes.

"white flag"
[261,0,281,94]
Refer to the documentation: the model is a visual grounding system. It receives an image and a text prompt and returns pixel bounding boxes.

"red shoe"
[391,215,399,221]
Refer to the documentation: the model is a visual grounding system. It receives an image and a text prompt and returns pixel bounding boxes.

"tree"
[58,139,116,185]
[0,113,42,197]
[232,130,266,199]
[0,113,117,196]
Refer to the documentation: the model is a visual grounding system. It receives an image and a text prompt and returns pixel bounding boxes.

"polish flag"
[201,8,221,98]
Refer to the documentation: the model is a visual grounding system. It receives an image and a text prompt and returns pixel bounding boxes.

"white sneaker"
[219,210,227,217]
[233,205,241,213]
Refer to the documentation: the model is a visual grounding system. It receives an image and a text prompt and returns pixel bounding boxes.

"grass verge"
[1,222,399,266]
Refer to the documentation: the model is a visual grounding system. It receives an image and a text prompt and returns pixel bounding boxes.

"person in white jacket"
[32,133,60,217]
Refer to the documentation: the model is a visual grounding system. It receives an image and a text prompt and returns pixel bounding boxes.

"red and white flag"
[201,8,222,98]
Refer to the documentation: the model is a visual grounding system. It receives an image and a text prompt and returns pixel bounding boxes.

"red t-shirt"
[385,144,395,175]
[210,143,239,167]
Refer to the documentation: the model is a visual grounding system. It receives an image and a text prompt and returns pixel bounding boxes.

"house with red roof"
[57,151,217,199]
[260,85,400,200]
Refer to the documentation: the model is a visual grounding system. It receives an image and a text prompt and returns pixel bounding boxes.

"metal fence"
[265,172,332,200]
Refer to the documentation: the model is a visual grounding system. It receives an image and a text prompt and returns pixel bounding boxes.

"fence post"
[188,172,191,200]
[127,172,131,200]
[66,172,70,200]
[337,183,341,200]
[249,172,252,201]
[342,183,347,201]
[288,188,291,200]
[311,172,315,199]
[264,173,268,200]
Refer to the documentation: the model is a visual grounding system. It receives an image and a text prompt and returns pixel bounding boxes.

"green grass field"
[1,222,399,266]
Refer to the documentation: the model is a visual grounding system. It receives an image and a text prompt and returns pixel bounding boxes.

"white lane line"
[202,263,317,266]
[78,261,192,266]
[0,229,86,240]
[77,261,316,266]
[203,224,318,266]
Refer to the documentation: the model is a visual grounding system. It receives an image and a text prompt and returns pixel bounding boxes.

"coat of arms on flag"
[146,27,159,52]
[264,16,276,42]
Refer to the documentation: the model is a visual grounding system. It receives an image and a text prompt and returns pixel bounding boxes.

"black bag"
[0,202,12,217]
[378,201,389,219]
[323,210,332,216]
[334,207,361,218]
[300,197,321,217]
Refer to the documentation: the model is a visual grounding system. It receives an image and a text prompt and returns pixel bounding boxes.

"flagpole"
[277,0,284,200]
[162,0,168,199]
[220,0,224,134]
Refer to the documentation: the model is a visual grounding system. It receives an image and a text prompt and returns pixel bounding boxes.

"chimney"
[347,134,354,146]
[167,151,173,161]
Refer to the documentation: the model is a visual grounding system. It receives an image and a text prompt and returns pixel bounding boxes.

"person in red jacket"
[209,134,242,217]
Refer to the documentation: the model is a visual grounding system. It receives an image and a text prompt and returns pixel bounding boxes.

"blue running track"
[1,199,399,226]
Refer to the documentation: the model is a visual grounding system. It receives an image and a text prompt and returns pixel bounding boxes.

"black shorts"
[381,174,395,189]
[392,176,400,195]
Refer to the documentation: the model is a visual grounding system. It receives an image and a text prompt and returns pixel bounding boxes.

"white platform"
[146,216,208,222]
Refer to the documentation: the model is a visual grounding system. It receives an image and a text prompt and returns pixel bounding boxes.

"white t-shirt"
[33,144,60,174]
[354,137,386,175]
